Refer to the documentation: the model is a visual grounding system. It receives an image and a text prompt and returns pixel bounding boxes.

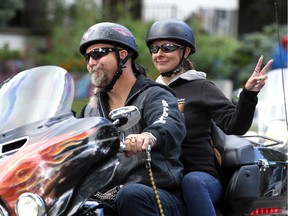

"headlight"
[15,193,46,216]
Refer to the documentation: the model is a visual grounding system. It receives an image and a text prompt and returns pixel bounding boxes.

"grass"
[72,98,89,116]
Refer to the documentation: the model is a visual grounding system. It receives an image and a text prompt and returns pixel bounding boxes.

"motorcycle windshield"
[256,68,288,132]
[0,65,75,133]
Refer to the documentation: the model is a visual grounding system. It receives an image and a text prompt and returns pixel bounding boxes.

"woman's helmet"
[146,18,196,55]
[146,19,196,77]
[79,22,138,58]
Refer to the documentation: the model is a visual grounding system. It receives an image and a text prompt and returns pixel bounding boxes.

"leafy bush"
[232,24,287,85]
[0,44,22,59]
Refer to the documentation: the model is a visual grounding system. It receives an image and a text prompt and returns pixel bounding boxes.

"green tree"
[231,24,287,85]
[185,15,242,80]
[34,0,154,77]
[102,0,142,21]
[34,0,102,73]
[0,0,24,26]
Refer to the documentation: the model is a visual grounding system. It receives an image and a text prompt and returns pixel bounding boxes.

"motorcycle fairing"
[0,66,121,216]
[0,116,120,216]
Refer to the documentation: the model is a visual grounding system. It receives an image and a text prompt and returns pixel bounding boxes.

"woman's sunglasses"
[84,47,115,63]
[149,44,183,54]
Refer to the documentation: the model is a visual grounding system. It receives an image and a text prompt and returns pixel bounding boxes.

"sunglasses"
[149,44,183,54]
[84,47,115,63]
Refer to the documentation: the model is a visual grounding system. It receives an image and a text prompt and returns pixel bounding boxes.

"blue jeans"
[182,171,224,216]
[105,183,186,216]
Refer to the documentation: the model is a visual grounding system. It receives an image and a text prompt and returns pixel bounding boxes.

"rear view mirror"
[108,106,140,130]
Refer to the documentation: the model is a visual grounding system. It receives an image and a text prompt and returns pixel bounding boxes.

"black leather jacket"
[79,74,186,196]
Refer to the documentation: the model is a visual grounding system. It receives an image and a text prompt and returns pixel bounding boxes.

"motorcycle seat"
[222,135,254,168]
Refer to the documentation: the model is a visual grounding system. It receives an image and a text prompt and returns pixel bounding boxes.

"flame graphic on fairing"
[0,127,98,215]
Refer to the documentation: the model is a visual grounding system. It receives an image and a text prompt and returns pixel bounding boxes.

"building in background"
[196,9,238,36]
[143,0,238,20]
[143,0,239,36]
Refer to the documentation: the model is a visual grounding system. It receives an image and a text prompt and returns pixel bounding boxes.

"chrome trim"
[0,204,8,216]
[258,158,270,171]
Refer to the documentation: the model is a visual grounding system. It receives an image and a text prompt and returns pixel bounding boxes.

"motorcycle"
[211,122,287,216]
[0,65,140,216]
[220,68,288,215]
[0,65,287,216]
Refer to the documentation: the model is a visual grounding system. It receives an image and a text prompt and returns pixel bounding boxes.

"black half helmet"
[146,18,196,55]
[79,22,138,58]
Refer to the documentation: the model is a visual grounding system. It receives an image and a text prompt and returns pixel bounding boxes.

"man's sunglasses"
[84,47,115,63]
[149,44,183,54]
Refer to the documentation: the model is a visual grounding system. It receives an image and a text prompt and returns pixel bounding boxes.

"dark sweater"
[156,70,258,179]
[79,74,186,195]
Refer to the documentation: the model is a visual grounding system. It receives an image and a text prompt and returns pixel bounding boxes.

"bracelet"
[142,132,157,147]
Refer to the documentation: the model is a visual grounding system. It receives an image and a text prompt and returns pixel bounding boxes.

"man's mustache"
[89,65,102,76]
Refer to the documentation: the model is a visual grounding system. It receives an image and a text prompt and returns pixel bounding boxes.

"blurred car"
[233,68,288,153]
